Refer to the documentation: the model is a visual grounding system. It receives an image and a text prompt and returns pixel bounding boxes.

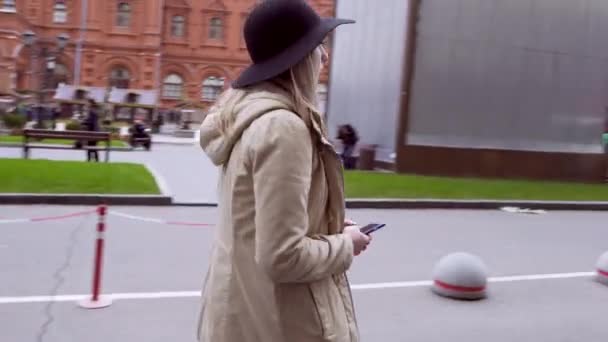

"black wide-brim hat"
[232,0,355,89]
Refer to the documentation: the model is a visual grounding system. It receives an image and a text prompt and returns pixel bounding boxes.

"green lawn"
[0,135,128,147]
[344,171,608,201]
[0,159,160,194]
[2,159,606,200]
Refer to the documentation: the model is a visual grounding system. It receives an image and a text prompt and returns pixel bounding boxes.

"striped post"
[78,204,112,309]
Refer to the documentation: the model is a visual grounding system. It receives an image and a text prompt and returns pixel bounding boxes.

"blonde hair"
[216,49,326,138]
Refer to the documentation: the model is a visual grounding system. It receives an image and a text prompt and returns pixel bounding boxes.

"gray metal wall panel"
[407,0,608,153]
[327,0,409,159]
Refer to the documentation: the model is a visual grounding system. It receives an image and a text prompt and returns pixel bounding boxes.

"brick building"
[0,0,334,116]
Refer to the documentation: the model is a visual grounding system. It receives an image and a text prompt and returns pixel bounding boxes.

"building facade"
[327,0,408,162]
[330,0,607,181]
[0,0,334,111]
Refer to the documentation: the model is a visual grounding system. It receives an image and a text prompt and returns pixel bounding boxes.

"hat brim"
[232,17,355,89]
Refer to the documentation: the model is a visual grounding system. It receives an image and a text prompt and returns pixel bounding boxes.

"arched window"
[171,15,185,37]
[209,17,223,40]
[109,67,130,89]
[53,1,67,23]
[116,2,131,27]
[163,74,183,99]
[201,76,224,102]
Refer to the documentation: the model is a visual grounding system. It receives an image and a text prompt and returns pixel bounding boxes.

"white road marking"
[351,280,432,290]
[108,211,163,224]
[0,271,597,305]
[349,271,596,290]
[488,271,595,283]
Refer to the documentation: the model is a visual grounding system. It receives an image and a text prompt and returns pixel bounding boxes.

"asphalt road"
[1,206,607,341]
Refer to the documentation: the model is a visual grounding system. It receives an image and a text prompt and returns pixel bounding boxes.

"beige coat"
[197,82,359,342]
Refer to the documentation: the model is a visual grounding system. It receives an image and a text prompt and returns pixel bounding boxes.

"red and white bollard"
[596,251,608,286]
[78,204,112,309]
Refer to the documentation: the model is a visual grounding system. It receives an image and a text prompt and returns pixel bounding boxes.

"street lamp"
[21,31,70,128]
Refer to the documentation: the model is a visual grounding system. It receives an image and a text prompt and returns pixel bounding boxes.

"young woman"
[198,1,370,341]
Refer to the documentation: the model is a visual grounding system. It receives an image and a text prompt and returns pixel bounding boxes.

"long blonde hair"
[216,48,326,138]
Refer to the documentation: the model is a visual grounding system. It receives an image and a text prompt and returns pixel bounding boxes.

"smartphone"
[360,223,386,235]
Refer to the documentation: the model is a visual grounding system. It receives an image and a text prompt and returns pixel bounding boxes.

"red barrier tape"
[31,210,97,222]
[165,221,213,227]
[0,209,96,224]
[108,210,214,227]
[0,209,213,227]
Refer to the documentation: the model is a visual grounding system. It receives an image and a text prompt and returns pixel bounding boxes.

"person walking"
[337,124,360,170]
[197,1,369,341]
[83,99,100,162]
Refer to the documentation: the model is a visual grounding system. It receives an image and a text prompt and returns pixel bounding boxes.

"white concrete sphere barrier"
[431,252,488,300]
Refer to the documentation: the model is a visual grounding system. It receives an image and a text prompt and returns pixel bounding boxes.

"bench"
[23,129,112,162]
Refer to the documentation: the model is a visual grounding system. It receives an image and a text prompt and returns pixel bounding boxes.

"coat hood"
[199,82,295,166]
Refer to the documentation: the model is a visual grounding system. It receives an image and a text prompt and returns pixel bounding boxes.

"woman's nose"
[321,46,329,65]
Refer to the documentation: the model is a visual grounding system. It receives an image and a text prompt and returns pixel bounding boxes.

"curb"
[172,199,608,211]
[172,201,218,207]
[151,140,196,146]
[0,142,134,152]
[1,195,608,210]
[344,199,608,211]
[0,194,172,206]
[143,163,172,197]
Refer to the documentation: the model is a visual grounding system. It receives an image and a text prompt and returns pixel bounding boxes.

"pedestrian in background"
[337,124,359,169]
[83,99,100,162]
[198,1,369,341]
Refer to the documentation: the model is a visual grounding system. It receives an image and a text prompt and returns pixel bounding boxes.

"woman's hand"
[344,218,357,227]
[343,225,371,256]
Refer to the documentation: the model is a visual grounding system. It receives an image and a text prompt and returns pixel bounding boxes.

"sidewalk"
[151,134,197,145]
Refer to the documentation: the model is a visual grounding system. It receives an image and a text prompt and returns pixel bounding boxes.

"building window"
[1,0,16,12]
[209,17,223,40]
[201,76,224,102]
[116,2,131,27]
[109,67,131,89]
[171,15,185,37]
[163,74,183,99]
[317,83,328,113]
[53,1,67,23]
